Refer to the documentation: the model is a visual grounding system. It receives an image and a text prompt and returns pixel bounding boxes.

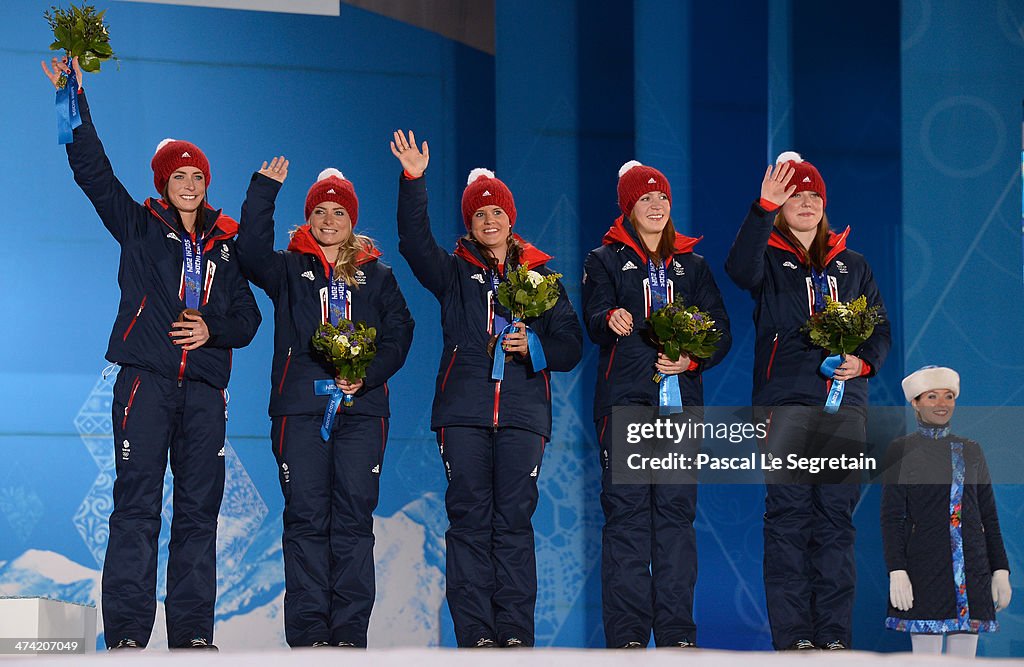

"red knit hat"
[151,138,211,194]
[305,168,359,225]
[461,168,517,229]
[617,160,672,216]
[776,151,827,207]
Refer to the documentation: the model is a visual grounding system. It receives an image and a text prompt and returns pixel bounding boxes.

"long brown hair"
[466,232,523,273]
[627,214,677,263]
[774,211,832,270]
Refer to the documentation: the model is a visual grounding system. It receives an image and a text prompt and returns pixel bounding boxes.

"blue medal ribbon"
[491,318,547,380]
[810,267,830,313]
[314,379,344,441]
[326,269,356,406]
[328,271,350,326]
[55,62,81,145]
[820,354,844,414]
[647,258,682,414]
[812,269,845,413]
[181,234,203,309]
[658,375,683,416]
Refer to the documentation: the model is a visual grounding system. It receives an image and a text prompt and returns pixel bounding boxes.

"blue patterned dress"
[880,425,1008,633]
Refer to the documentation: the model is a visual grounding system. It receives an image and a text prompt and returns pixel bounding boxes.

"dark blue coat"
[237,173,414,418]
[583,217,732,419]
[881,432,1009,623]
[725,202,891,406]
[67,91,260,390]
[396,174,582,437]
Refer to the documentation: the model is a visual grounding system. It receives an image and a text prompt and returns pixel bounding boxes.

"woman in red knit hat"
[391,130,582,648]
[582,160,731,648]
[236,158,414,648]
[42,56,261,651]
[726,152,891,650]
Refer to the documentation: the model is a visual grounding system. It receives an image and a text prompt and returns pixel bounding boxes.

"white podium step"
[0,597,96,654]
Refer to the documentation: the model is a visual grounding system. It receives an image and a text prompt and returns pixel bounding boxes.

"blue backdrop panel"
[900,0,1024,657]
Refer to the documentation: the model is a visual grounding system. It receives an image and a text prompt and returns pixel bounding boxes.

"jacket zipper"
[278,347,292,395]
[441,346,458,392]
[605,342,617,380]
[122,375,142,430]
[542,370,550,401]
[766,333,779,380]
[122,295,147,341]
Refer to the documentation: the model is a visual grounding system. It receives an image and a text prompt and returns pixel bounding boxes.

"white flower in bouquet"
[526,270,544,287]
[350,345,361,356]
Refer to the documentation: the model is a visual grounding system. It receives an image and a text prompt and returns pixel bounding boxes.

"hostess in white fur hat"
[901,366,960,403]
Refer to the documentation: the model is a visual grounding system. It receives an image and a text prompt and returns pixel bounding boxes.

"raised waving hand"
[391,130,430,179]
[760,161,796,207]
[259,156,289,183]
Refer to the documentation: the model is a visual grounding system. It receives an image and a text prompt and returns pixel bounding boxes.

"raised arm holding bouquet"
[43,3,116,143]
[41,51,261,651]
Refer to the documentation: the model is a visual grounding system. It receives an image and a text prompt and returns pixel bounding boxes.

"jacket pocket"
[441,346,458,392]
[121,375,142,430]
[122,295,147,342]
[277,347,292,395]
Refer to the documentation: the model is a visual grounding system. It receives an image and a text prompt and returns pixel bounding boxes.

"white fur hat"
[901,366,960,402]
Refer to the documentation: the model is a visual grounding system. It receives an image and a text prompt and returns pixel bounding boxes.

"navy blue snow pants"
[271,413,386,647]
[761,406,864,649]
[103,365,226,648]
[437,426,546,647]
[596,413,699,648]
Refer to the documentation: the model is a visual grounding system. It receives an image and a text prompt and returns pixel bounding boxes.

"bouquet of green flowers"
[801,295,882,356]
[801,295,883,413]
[491,264,562,379]
[647,300,722,382]
[45,4,117,76]
[311,319,377,408]
[496,264,563,320]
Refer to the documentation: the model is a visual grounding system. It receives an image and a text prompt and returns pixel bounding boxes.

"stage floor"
[5,647,1024,665]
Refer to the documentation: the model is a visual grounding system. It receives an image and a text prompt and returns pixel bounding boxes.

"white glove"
[890,570,914,611]
[992,570,1012,611]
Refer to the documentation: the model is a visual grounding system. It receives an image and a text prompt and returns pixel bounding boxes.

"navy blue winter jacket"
[66,91,260,389]
[396,174,582,437]
[237,173,414,419]
[725,202,891,407]
[583,217,732,419]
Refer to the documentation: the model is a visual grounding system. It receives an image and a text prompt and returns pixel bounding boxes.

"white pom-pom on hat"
[776,151,803,164]
[317,167,346,181]
[155,138,176,154]
[467,167,495,185]
[618,160,643,178]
